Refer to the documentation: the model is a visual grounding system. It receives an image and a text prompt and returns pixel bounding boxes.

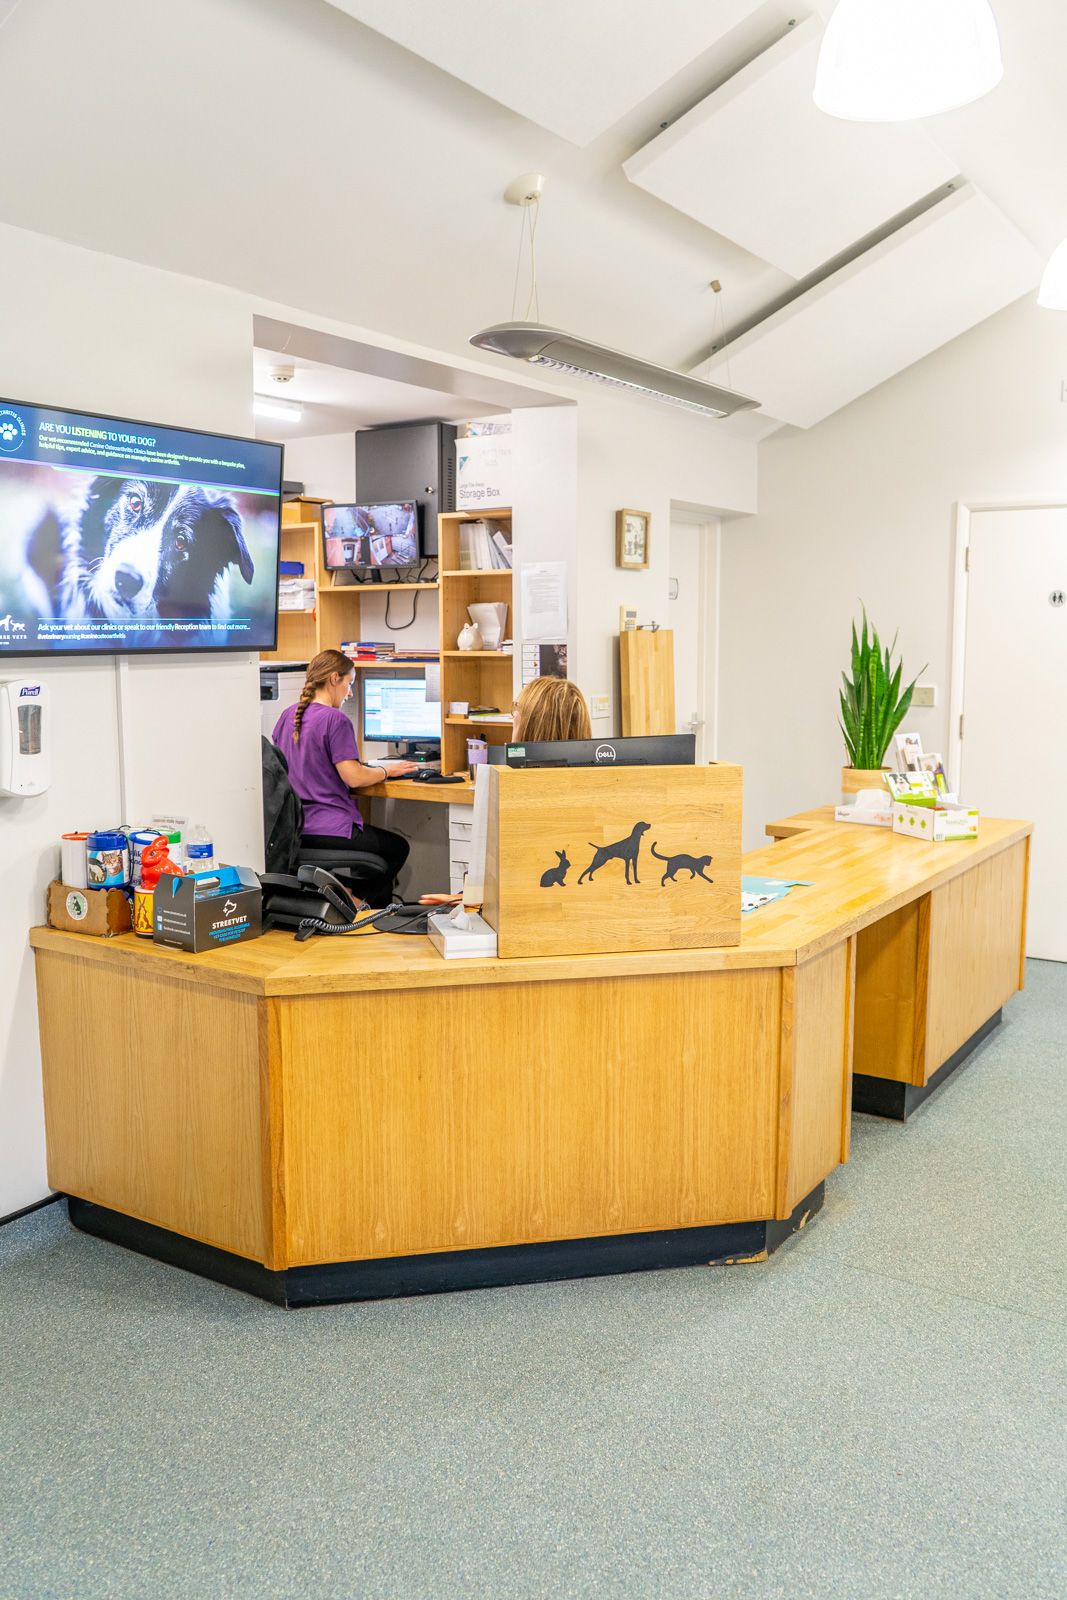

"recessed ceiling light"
[253,395,303,423]
[814,0,1003,123]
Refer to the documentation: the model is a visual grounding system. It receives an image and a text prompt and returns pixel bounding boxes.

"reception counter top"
[30,817,1030,996]
[30,817,1030,1306]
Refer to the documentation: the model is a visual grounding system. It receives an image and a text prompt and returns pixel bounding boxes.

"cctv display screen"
[0,397,282,656]
[362,676,441,743]
[323,502,420,570]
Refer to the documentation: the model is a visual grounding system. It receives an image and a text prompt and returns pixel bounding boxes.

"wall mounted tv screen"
[0,397,282,656]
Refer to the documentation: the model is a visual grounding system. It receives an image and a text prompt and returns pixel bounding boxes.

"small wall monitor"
[0,396,282,656]
[323,501,420,571]
[506,734,696,768]
[362,674,441,744]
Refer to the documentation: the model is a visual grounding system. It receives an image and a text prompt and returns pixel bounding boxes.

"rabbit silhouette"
[539,849,570,888]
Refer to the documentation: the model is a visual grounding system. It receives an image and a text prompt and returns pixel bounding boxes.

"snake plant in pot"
[839,609,921,799]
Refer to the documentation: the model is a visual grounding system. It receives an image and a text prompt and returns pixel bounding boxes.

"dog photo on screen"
[12,469,269,646]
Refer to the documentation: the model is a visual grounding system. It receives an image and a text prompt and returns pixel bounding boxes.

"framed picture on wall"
[616,509,650,569]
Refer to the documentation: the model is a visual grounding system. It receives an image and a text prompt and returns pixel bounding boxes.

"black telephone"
[261,866,374,940]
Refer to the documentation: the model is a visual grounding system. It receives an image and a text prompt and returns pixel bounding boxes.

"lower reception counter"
[30,817,1030,1306]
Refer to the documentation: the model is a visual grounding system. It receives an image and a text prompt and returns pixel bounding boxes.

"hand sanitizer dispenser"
[0,678,50,796]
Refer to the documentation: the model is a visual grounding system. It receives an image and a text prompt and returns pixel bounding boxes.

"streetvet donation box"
[482,764,742,958]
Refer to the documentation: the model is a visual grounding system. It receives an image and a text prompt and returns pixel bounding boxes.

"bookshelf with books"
[438,509,514,775]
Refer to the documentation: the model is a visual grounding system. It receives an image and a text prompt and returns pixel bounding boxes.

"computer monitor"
[361,675,442,745]
[323,501,421,571]
[505,734,696,768]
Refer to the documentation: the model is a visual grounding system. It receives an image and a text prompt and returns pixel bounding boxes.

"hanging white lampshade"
[814,0,1003,122]
[1037,239,1067,311]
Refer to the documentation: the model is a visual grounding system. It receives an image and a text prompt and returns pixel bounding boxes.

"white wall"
[577,394,757,731]
[281,431,355,501]
[720,293,1067,847]
[0,222,262,1216]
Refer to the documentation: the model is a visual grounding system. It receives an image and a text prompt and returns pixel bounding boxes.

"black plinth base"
[853,1009,1003,1122]
[67,1184,824,1308]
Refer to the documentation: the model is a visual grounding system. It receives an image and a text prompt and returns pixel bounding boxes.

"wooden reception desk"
[30,817,1030,1307]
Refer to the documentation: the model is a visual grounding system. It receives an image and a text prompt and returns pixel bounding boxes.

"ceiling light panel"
[624,17,958,280]
[326,0,766,145]
[702,184,1040,429]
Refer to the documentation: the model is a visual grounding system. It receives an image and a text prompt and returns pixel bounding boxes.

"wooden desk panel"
[36,953,266,1262]
[276,968,783,1266]
[925,840,1028,1080]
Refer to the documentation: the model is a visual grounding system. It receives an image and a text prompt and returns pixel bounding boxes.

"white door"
[668,518,717,762]
[962,507,1067,960]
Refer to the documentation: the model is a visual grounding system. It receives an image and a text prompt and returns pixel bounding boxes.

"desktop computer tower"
[355,421,456,559]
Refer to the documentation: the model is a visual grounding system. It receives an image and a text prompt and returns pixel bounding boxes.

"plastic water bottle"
[185,823,215,874]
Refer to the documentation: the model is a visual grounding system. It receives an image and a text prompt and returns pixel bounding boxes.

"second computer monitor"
[323,501,421,571]
[361,675,441,746]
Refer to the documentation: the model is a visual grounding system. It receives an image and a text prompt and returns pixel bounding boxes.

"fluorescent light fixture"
[469,323,758,419]
[1038,238,1067,310]
[814,0,1003,123]
[253,394,303,422]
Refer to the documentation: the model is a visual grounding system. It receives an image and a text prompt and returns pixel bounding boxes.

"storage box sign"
[483,764,742,958]
[153,866,262,952]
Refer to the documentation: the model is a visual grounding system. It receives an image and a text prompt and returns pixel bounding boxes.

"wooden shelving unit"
[438,509,514,775]
[264,502,514,776]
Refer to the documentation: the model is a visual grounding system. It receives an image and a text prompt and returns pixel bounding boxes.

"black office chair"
[261,737,390,907]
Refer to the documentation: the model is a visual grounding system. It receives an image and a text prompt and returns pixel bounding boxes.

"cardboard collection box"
[891,801,979,843]
[47,882,132,937]
[152,866,262,952]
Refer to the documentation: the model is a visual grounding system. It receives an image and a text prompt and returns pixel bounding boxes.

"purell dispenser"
[0,678,50,796]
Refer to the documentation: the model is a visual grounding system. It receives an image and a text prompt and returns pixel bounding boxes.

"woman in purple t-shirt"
[273,649,417,904]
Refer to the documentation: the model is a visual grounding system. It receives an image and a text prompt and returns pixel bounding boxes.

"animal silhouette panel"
[577,822,650,886]
[487,763,742,959]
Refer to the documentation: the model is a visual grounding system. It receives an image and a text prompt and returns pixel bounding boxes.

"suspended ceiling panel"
[326,0,766,145]
[624,16,959,279]
[705,184,1042,429]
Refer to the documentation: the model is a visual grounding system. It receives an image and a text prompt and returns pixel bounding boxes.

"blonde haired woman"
[512,677,592,743]
[272,649,417,904]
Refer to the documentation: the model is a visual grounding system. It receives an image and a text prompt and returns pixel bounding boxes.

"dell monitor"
[0,396,282,656]
[362,674,441,746]
[506,734,696,768]
[323,501,421,571]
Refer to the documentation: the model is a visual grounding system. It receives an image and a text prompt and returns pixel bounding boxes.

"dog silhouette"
[578,821,651,886]
[539,849,570,888]
[650,842,714,886]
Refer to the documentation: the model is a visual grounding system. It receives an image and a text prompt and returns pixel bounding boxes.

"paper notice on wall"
[424,662,441,703]
[520,561,567,643]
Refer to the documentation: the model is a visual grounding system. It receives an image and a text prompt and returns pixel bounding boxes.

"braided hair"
[292,649,355,743]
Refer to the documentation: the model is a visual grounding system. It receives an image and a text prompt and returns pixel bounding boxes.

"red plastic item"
[138,836,172,890]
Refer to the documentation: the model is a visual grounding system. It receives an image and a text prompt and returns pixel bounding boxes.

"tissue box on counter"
[835,789,892,828]
[891,800,979,843]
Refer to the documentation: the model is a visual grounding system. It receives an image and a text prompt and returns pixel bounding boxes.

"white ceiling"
[252,347,493,438]
[0,0,1064,434]
[327,0,767,145]
[624,16,958,280]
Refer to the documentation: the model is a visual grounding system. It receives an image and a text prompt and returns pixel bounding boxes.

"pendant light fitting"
[474,175,759,419]
[814,0,1003,123]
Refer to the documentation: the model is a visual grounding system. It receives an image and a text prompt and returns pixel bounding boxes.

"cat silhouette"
[650,842,714,886]
[539,849,570,888]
